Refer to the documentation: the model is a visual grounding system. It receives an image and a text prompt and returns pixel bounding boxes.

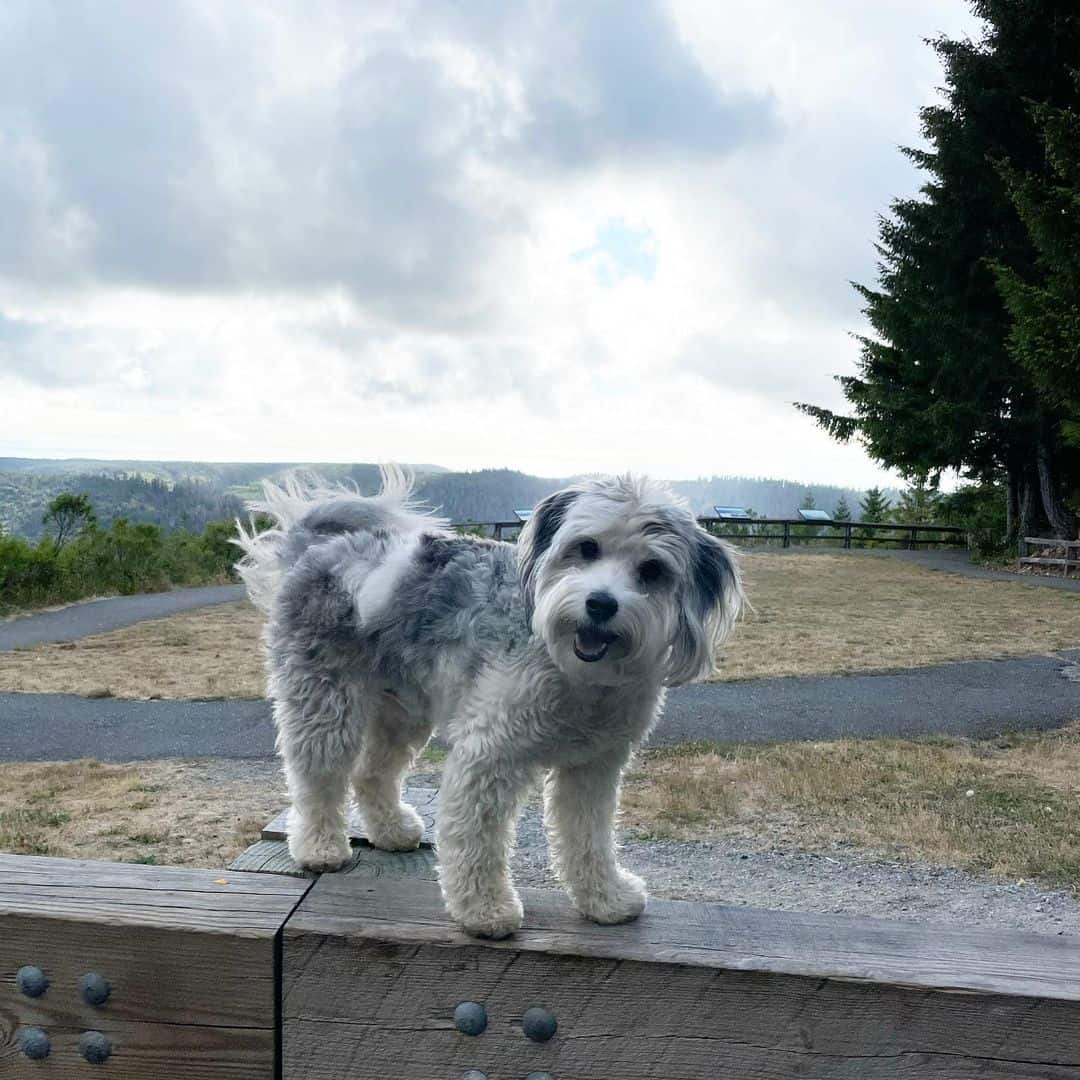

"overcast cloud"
[0,0,982,484]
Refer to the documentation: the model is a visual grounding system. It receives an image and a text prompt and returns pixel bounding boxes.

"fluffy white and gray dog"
[235,467,742,939]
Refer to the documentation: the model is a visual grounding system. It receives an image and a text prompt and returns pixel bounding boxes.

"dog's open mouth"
[573,625,618,663]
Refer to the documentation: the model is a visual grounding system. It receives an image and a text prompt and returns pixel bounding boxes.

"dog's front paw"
[289,829,352,873]
[450,892,524,940]
[575,868,648,925]
[364,803,424,852]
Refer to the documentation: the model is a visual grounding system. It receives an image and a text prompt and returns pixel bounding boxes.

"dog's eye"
[638,559,664,585]
[579,539,600,561]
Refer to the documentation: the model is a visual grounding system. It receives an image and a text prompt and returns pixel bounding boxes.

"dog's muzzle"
[573,624,618,662]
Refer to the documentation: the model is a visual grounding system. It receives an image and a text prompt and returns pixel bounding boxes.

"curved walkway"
[0,584,247,652]
[2,648,1077,762]
[0,576,1077,762]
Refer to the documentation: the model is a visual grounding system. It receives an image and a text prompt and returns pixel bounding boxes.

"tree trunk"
[1019,468,1041,546]
[1036,424,1079,538]
[1005,465,1019,545]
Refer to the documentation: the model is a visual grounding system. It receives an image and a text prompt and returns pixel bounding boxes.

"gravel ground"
[400,775,1080,936]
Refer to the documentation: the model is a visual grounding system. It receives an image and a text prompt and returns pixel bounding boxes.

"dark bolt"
[79,1030,112,1064]
[19,1028,50,1060]
[521,1006,557,1042]
[585,591,618,623]
[16,965,48,998]
[79,973,111,1007]
[453,1001,488,1036]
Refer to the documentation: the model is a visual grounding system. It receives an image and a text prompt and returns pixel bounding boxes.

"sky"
[0,0,984,486]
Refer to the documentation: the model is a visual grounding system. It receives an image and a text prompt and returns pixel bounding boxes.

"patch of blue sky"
[572,219,658,286]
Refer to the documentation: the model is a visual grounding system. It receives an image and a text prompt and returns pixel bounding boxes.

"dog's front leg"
[437,744,534,939]
[545,746,647,924]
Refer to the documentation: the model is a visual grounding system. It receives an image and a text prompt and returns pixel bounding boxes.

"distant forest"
[0,459,889,539]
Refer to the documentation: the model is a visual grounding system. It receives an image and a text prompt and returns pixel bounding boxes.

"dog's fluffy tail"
[233,465,445,613]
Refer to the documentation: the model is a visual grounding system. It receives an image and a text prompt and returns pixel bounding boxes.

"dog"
[235,467,742,939]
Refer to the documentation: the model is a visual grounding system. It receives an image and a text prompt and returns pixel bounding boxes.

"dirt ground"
[1,552,1078,698]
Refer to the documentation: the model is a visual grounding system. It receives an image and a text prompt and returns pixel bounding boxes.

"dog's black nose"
[585,591,618,623]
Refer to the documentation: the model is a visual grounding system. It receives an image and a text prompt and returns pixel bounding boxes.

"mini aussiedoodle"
[236,467,743,939]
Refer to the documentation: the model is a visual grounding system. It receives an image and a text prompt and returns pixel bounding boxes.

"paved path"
[0,584,247,651]
[2,649,1076,762]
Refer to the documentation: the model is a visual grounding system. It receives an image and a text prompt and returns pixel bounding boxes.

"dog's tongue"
[574,626,612,662]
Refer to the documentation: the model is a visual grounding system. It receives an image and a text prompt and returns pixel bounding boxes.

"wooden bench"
[3,814,1080,1078]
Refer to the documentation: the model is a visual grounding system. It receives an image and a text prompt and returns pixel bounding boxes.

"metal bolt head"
[79,972,112,1007]
[525,1073,554,1080]
[79,1030,112,1064]
[453,1000,488,1036]
[19,1027,50,1059]
[16,965,48,998]
[461,1072,488,1080]
[521,1006,557,1042]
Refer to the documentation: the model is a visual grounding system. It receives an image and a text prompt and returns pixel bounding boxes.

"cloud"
[0,0,775,320]
[0,1,984,486]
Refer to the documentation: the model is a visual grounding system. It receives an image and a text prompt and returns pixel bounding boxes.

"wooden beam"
[0,854,310,1078]
[281,874,1080,1079]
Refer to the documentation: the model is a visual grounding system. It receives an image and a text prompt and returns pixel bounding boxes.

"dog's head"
[517,477,743,687]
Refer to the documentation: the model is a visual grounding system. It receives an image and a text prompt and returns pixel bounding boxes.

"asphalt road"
[2,649,1076,762]
[0,584,248,651]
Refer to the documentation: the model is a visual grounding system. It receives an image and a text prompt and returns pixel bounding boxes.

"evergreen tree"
[993,74,1080,523]
[859,487,892,523]
[832,494,852,522]
[896,477,941,523]
[799,491,817,511]
[797,1,1080,540]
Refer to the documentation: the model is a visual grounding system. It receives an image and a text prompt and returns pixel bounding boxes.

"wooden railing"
[1020,536,1080,577]
[458,516,968,549]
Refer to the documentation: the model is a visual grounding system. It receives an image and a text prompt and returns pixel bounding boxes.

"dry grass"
[4,734,1079,887]
[622,725,1080,888]
[0,553,1078,698]
[0,602,265,699]
[715,553,1080,681]
[0,758,286,867]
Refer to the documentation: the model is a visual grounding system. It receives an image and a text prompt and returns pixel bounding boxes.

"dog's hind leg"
[275,683,362,873]
[351,694,432,851]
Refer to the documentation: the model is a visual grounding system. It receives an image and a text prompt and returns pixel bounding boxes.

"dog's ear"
[667,528,743,687]
[517,488,580,627]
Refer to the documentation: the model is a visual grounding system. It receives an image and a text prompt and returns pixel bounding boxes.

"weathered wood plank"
[283,935,1080,1079]
[230,838,437,881]
[287,874,1080,1002]
[282,875,1080,1078]
[1,854,310,1079]
[0,1017,274,1079]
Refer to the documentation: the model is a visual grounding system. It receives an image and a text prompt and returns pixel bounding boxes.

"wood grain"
[231,839,437,881]
[288,873,1080,1003]
[282,872,1080,1079]
[0,854,310,1079]
[283,935,1080,1079]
